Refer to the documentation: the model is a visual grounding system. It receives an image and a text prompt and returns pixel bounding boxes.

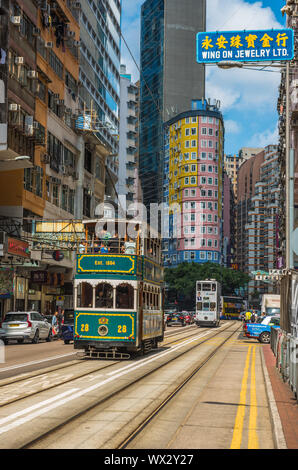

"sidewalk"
[263,345,298,449]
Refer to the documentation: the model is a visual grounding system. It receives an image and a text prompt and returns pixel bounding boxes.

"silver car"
[0,312,52,344]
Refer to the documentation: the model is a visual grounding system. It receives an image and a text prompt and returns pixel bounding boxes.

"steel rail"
[21,322,237,449]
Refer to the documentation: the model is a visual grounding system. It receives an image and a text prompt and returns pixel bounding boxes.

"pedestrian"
[52,312,58,337]
[57,309,63,338]
[250,312,256,323]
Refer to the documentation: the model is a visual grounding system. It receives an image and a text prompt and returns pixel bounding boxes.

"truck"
[260,294,280,316]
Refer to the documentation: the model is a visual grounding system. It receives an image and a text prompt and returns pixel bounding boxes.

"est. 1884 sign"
[196,29,294,64]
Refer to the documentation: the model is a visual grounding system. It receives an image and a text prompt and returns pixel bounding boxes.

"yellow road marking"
[248,347,259,449]
[230,345,252,449]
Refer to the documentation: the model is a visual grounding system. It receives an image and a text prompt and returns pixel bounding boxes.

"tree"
[164,262,249,310]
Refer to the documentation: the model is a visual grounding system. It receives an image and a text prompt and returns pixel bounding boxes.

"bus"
[220,296,245,320]
[73,217,164,359]
[195,280,221,327]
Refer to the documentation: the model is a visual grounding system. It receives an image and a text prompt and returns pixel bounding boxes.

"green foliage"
[164,262,249,309]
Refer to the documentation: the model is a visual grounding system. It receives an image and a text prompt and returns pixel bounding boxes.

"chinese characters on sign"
[196,29,294,64]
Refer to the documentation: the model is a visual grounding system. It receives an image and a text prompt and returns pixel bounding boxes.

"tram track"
[17,321,239,450]
[117,323,240,449]
[0,323,213,404]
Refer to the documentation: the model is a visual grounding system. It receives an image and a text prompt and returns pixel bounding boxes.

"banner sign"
[196,29,294,63]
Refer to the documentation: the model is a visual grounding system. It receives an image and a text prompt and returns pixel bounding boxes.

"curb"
[260,348,287,449]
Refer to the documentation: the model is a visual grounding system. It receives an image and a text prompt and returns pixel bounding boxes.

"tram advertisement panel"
[75,312,136,342]
[77,254,137,275]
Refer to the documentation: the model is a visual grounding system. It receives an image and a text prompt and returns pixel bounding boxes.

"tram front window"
[77,283,93,308]
[116,284,134,309]
[96,283,113,308]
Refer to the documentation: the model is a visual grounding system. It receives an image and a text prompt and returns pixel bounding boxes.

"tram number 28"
[118,325,127,333]
[81,324,89,332]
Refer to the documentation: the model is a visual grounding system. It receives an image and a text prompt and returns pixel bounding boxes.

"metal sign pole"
[286,60,291,270]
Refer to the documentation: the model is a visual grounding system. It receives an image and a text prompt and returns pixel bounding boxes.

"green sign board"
[76,254,137,275]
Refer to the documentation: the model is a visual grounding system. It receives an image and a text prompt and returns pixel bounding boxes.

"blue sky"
[121,0,287,155]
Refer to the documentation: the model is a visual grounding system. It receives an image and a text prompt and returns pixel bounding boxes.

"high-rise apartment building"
[277,2,298,270]
[224,154,241,197]
[78,0,121,212]
[162,99,224,267]
[236,145,280,301]
[139,0,206,209]
[116,65,138,206]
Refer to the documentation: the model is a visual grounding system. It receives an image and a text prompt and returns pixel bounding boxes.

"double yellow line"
[230,345,259,449]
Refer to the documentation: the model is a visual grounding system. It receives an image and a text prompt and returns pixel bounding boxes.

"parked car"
[166,313,186,327]
[0,312,52,344]
[243,315,280,343]
[61,310,74,344]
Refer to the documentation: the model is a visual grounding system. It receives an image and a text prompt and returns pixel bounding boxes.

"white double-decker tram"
[195,279,221,327]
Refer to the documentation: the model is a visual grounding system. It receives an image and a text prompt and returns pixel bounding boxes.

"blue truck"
[244,316,280,343]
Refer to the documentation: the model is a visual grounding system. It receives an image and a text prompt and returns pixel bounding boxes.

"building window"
[201,239,206,247]
[190,252,195,260]
[201,152,207,160]
[184,252,189,260]
[208,141,213,148]
[202,116,207,123]
[208,190,213,197]
[208,128,213,136]
[201,189,206,197]
[200,252,206,260]
[208,153,213,160]
[191,189,196,196]
[201,202,206,209]
[208,178,213,185]
[202,140,207,148]
[207,252,212,260]
[191,152,197,160]
[208,165,213,173]
[208,214,212,222]
[191,140,197,147]
[190,176,196,185]
[184,152,189,160]
[185,128,190,136]
[192,117,197,123]
[214,253,218,261]
[201,226,206,234]
[201,177,206,184]
[202,128,207,135]
[185,177,189,185]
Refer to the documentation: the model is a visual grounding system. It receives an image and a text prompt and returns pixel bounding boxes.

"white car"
[0,312,52,344]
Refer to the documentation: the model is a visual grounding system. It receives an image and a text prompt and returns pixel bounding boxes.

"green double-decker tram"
[74,219,164,359]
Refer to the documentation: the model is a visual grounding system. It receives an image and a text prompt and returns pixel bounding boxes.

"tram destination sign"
[196,29,294,64]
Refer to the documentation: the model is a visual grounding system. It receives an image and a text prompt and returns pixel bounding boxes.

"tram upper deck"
[75,218,163,282]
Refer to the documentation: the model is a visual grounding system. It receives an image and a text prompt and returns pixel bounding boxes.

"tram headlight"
[98,325,109,336]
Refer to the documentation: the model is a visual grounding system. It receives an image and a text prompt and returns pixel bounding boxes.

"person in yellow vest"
[245,310,252,322]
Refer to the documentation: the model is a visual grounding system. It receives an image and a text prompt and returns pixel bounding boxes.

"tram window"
[77,283,93,308]
[210,302,216,311]
[95,283,113,308]
[202,283,211,291]
[197,284,202,291]
[203,302,210,311]
[116,284,134,309]
[197,302,203,310]
[212,284,216,291]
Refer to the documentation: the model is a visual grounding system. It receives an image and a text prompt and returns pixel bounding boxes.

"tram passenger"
[109,232,120,254]
[100,243,109,254]
[124,237,136,254]
[93,242,100,253]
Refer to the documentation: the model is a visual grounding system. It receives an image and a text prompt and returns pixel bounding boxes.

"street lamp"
[217,61,244,69]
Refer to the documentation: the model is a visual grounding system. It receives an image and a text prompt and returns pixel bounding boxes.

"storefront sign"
[16,277,26,299]
[34,221,85,248]
[31,271,48,283]
[7,237,30,258]
[196,29,294,64]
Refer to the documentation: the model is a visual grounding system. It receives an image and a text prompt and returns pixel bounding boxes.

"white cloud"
[225,120,241,134]
[206,0,282,113]
[249,124,279,147]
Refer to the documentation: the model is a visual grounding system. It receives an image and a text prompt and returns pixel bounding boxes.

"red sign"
[7,237,30,258]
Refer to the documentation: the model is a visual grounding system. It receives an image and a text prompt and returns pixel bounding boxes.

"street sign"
[196,29,294,64]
